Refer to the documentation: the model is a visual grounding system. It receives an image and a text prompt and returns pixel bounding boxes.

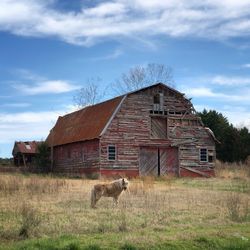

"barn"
[46,83,217,178]
[12,141,40,167]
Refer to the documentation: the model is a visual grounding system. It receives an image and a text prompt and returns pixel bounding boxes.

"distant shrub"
[19,203,41,238]
[35,142,50,173]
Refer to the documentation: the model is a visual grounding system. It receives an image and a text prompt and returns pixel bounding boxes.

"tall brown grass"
[215,160,250,179]
[0,174,68,196]
[0,173,249,241]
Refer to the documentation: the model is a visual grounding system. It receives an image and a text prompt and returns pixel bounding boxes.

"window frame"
[107,145,116,161]
[199,148,208,162]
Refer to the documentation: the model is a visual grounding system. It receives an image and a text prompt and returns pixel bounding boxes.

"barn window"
[200,148,208,162]
[108,145,116,161]
[153,94,160,104]
[151,117,167,139]
[153,93,164,112]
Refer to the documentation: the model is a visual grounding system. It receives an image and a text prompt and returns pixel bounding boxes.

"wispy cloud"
[13,80,80,95]
[210,75,250,86]
[10,69,80,95]
[0,104,75,144]
[179,73,250,103]
[91,48,123,61]
[0,0,250,46]
[0,111,56,144]
[0,103,31,108]
[182,85,250,102]
[241,63,250,68]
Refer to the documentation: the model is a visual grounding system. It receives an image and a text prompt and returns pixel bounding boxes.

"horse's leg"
[91,190,102,208]
[113,196,119,207]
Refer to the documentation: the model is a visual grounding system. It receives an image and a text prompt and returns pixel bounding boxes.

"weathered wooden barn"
[12,141,40,167]
[46,83,217,178]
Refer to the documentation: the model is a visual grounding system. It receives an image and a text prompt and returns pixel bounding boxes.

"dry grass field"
[0,162,249,249]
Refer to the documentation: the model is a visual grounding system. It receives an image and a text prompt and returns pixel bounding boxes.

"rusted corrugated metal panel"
[46,96,124,147]
[13,141,40,154]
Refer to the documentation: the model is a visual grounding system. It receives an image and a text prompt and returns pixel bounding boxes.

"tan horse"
[91,178,129,208]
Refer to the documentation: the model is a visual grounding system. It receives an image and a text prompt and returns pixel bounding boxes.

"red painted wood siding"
[52,139,100,175]
[100,85,215,177]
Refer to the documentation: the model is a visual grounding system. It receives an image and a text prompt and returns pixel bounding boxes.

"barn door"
[163,147,179,176]
[139,147,158,176]
[140,147,179,176]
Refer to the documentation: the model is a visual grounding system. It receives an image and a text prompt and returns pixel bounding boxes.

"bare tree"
[112,63,174,95]
[73,64,174,108]
[73,77,104,109]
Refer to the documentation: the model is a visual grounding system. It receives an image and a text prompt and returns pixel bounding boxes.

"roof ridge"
[61,95,125,119]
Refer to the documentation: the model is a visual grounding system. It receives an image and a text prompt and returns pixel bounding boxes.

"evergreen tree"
[198,109,250,163]
[35,142,50,173]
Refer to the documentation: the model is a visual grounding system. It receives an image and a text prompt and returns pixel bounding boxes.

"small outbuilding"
[46,83,217,178]
[12,141,40,167]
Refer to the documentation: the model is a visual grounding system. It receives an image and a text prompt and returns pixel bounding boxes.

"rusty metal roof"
[13,141,40,154]
[45,83,186,147]
[46,96,124,146]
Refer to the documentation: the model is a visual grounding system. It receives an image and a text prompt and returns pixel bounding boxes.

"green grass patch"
[0,234,249,250]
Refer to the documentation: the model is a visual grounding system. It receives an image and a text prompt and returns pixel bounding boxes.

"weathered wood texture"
[52,139,99,175]
[100,85,215,177]
[51,84,215,177]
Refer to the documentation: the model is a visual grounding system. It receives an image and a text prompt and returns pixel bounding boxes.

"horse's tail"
[90,187,96,208]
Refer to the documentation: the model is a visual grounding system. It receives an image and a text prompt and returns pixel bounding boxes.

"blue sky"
[0,0,250,158]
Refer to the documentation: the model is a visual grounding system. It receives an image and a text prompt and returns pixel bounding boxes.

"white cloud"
[242,63,250,68]
[0,105,75,145]
[0,111,57,124]
[10,69,81,95]
[83,2,126,17]
[211,75,250,86]
[13,80,80,95]
[183,87,219,97]
[91,48,123,61]
[183,86,250,102]
[0,111,56,144]
[179,73,250,130]
[0,0,250,46]
[0,103,31,108]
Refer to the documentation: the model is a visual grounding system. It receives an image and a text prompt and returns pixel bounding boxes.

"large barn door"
[140,147,179,176]
[139,147,158,176]
[159,148,178,176]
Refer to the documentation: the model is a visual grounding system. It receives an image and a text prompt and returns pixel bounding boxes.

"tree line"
[198,110,250,163]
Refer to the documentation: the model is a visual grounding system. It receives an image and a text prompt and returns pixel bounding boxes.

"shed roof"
[13,141,40,155]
